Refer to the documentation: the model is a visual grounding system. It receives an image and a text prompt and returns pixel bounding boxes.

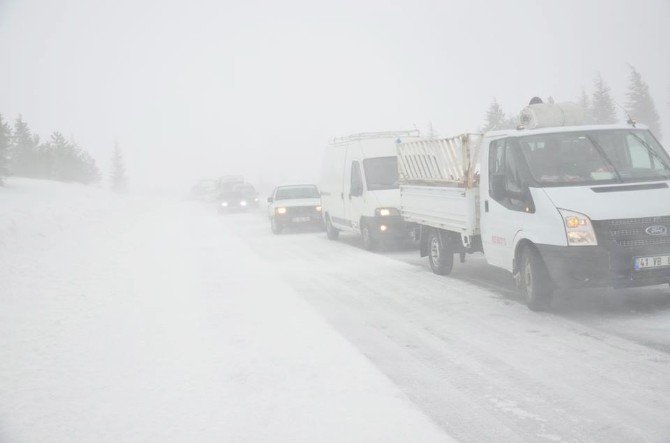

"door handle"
[485,200,489,212]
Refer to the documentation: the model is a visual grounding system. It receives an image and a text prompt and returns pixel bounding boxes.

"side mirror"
[489,174,507,201]
[267,197,273,203]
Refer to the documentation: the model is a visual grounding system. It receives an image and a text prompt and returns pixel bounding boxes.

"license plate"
[634,254,670,270]
[292,217,310,223]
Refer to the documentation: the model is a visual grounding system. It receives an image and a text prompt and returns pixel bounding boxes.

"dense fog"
[1,0,668,192]
[2,1,670,442]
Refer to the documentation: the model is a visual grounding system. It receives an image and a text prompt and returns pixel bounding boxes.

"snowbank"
[0,178,449,442]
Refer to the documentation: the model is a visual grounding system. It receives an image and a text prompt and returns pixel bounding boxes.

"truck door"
[481,138,535,271]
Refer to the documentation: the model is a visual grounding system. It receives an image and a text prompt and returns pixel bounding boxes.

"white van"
[320,131,421,249]
[398,103,670,310]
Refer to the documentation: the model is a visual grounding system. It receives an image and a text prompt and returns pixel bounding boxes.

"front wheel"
[361,220,377,251]
[325,215,339,240]
[518,246,553,311]
[428,230,453,275]
[270,217,282,235]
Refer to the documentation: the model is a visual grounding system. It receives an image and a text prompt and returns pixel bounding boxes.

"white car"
[267,184,324,234]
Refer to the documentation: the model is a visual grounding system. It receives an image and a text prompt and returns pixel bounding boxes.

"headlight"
[559,209,597,246]
[276,207,287,215]
[240,200,248,207]
[315,205,322,212]
[221,201,228,207]
[375,207,400,217]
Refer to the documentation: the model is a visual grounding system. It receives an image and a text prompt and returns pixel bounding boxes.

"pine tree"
[0,114,10,185]
[625,65,662,139]
[110,142,128,193]
[578,89,593,124]
[10,115,39,177]
[592,74,618,124]
[482,99,511,132]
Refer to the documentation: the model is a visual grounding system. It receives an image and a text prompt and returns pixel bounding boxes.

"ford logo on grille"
[645,225,668,236]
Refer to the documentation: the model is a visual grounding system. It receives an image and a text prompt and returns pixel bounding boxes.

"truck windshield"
[363,156,399,190]
[514,129,670,186]
[275,186,320,200]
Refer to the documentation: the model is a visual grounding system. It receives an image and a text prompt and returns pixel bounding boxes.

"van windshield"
[275,186,320,200]
[514,129,670,186]
[363,156,399,190]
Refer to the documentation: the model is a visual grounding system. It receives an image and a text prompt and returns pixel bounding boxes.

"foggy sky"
[1,0,669,192]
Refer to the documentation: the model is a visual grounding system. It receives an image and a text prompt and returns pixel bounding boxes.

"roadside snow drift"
[0,178,449,442]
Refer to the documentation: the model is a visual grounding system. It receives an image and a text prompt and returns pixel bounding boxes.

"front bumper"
[366,216,416,240]
[274,211,324,228]
[537,244,670,289]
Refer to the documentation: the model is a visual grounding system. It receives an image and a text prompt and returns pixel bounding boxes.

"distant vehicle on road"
[189,179,220,201]
[218,182,259,212]
[267,184,324,234]
[320,131,420,250]
[399,101,670,310]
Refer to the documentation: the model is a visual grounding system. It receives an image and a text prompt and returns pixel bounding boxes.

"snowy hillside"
[0,178,448,442]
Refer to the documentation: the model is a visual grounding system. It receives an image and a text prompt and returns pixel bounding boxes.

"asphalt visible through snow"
[226,208,670,442]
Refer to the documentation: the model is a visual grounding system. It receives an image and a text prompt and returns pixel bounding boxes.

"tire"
[270,217,282,235]
[518,246,553,311]
[361,220,377,251]
[325,214,339,240]
[428,230,453,275]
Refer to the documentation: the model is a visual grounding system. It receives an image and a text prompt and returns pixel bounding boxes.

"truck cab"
[481,124,670,306]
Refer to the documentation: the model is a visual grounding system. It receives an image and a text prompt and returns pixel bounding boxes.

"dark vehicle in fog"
[218,183,259,212]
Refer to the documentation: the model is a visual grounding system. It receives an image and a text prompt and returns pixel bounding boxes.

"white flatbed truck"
[398,103,670,310]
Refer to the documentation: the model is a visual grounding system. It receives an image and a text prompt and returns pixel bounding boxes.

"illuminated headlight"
[254,197,259,202]
[379,224,388,232]
[375,207,400,217]
[240,200,248,207]
[276,207,287,215]
[559,209,597,246]
[315,205,322,212]
[221,201,228,207]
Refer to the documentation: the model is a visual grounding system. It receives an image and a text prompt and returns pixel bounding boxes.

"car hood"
[275,198,321,208]
[541,181,670,220]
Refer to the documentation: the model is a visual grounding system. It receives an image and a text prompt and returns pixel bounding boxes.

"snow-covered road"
[231,210,670,442]
[2,179,670,442]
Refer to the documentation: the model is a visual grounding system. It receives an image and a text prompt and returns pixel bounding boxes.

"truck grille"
[594,216,670,248]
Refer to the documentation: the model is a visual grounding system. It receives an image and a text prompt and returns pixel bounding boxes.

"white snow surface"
[0,178,450,442]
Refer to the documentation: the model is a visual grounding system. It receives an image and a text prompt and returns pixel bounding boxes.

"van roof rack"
[331,130,420,145]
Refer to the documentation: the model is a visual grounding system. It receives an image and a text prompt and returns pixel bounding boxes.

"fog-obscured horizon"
[1,0,668,193]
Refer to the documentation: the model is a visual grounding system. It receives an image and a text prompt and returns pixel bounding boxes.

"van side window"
[350,161,364,196]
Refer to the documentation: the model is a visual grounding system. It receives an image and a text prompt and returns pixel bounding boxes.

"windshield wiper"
[628,132,670,172]
[585,134,624,183]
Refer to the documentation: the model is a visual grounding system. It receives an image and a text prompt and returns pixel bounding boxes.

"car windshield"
[363,156,399,190]
[514,129,670,186]
[275,185,320,200]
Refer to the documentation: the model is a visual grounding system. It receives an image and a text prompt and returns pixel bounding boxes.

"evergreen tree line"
[481,66,664,140]
[0,114,101,186]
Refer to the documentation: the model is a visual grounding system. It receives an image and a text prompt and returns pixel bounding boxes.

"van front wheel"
[361,220,377,251]
[325,215,339,240]
[428,230,453,275]
[519,246,553,311]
